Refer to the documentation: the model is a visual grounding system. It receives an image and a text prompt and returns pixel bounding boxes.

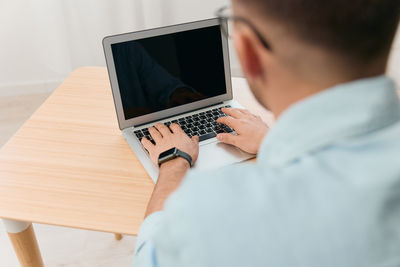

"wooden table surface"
[0,66,273,236]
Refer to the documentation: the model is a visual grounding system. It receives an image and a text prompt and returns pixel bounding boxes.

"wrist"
[146,157,190,218]
[159,157,190,171]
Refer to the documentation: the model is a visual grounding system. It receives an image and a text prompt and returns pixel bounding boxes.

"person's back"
[132,1,400,266]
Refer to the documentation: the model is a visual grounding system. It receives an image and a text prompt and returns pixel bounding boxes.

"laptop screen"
[111,25,227,121]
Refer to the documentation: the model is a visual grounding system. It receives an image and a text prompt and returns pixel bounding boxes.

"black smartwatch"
[158,147,193,168]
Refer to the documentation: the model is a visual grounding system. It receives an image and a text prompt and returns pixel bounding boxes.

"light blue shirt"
[133,76,400,267]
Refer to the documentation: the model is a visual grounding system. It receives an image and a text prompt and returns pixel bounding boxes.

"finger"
[191,135,199,143]
[141,137,155,151]
[221,108,244,119]
[155,123,171,137]
[216,116,240,129]
[216,133,238,146]
[169,123,185,134]
[238,108,252,115]
[148,126,162,142]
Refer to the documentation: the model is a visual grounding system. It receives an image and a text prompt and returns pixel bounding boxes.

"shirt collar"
[258,75,400,167]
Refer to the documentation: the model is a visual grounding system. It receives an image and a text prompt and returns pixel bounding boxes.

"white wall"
[0,0,234,96]
[0,1,399,97]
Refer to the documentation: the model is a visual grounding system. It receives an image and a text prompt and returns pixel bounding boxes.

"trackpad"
[193,141,255,171]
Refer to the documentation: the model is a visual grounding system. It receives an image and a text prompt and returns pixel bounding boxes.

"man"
[134,0,400,266]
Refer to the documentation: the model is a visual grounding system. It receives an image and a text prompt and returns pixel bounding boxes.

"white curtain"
[0,0,233,96]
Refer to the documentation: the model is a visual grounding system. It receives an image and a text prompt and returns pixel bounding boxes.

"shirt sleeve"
[133,211,163,267]
[131,169,215,267]
[133,168,244,267]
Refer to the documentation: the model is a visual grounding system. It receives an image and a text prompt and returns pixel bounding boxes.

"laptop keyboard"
[133,105,233,143]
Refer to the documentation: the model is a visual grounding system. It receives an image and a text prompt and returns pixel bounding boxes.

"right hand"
[216,108,269,154]
[141,123,199,167]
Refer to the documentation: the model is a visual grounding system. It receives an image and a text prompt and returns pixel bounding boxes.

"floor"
[1,30,400,266]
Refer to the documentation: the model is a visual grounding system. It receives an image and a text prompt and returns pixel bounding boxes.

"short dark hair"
[235,0,400,62]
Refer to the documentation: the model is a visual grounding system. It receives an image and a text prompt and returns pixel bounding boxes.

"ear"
[233,28,265,82]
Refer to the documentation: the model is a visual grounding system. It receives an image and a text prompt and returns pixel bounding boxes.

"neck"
[270,58,388,118]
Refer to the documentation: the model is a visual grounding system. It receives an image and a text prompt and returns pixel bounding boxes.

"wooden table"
[0,67,273,266]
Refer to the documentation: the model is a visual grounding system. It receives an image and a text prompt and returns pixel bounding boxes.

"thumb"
[216,133,237,146]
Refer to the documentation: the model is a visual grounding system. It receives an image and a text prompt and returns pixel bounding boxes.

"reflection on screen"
[111,25,227,120]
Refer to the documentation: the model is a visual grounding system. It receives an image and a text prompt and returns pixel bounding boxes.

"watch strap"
[175,149,193,168]
[158,147,193,168]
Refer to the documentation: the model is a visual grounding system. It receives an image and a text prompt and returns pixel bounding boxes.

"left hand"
[141,123,199,167]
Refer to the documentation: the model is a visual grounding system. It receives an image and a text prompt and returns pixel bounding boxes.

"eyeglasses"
[215,6,272,51]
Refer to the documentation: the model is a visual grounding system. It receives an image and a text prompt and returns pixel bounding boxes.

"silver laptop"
[103,18,254,182]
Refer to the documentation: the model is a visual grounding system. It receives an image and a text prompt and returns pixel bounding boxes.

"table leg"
[114,233,123,240]
[2,219,44,267]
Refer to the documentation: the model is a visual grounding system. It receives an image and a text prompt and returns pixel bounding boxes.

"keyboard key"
[199,132,217,142]
[213,125,223,131]
[223,126,234,133]
[136,107,231,143]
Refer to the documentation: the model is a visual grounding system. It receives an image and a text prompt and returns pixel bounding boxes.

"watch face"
[159,147,177,160]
